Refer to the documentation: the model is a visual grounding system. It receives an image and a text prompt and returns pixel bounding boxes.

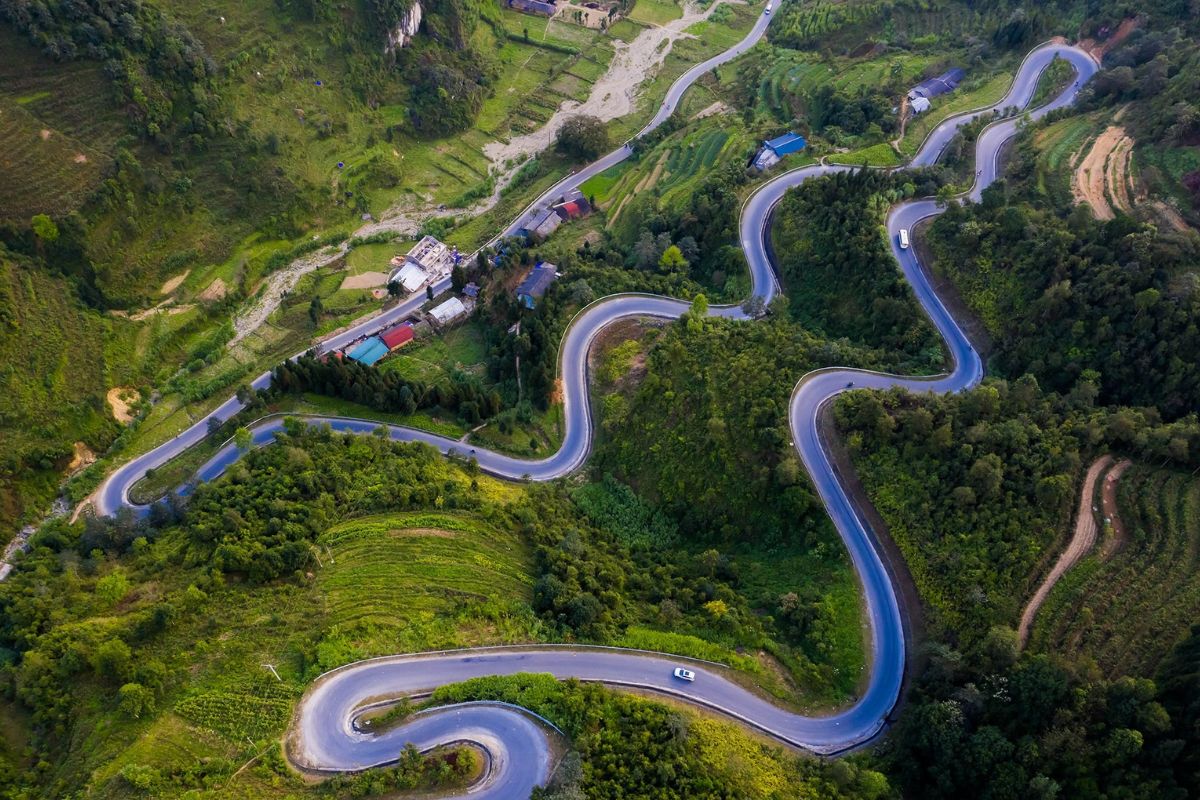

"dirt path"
[1018,455,1123,647]
[1099,459,1132,557]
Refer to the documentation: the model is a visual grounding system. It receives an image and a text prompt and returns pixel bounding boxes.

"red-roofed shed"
[381,323,414,350]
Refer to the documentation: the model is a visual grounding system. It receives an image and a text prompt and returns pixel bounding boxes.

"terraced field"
[317,512,537,652]
[1030,466,1200,677]
[596,120,751,228]
[0,29,123,221]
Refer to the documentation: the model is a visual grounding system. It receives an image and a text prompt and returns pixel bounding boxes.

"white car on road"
[673,667,696,682]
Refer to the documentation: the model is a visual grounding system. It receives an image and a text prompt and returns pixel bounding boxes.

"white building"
[910,96,931,114]
[428,296,467,326]
[392,262,427,293]
[388,235,457,292]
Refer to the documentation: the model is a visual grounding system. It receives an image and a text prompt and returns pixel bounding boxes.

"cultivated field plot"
[1031,466,1200,677]
[595,118,752,229]
[316,512,536,651]
[0,30,121,221]
[754,48,934,120]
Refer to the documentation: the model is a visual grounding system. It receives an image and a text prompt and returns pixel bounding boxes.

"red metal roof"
[381,323,414,350]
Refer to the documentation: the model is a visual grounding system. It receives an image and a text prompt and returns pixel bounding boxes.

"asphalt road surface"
[93,31,1098,799]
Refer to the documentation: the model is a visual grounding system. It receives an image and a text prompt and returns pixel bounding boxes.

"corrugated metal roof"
[764,132,806,156]
[348,336,389,365]
[381,323,414,350]
[517,264,557,299]
[430,297,466,324]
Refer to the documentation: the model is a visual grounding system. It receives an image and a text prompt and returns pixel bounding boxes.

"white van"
[898,228,909,249]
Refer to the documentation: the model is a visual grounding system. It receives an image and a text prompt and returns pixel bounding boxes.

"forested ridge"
[771,168,946,372]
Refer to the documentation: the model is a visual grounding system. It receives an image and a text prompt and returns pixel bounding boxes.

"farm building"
[348,336,389,366]
[908,68,966,101]
[463,282,480,298]
[910,96,932,114]
[753,132,807,170]
[429,297,468,326]
[553,197,591,220]
[380,322,415,350]
[523,207,563,239]
[517,262,558,309]
[507,0,557,15]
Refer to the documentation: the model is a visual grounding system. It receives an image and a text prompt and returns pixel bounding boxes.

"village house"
[516,262,558,309]
[907,68,966,114]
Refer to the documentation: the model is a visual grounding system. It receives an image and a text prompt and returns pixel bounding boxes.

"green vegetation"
[1031,466,1200,678]
[1030,54,1077,110]
[628,0,682,26]
[927,170,1200,418]
[431,674,891,800]
[0,249,118,535]
[888,638,1199,800]
[837,381,1200,645]
[771,169,945,372]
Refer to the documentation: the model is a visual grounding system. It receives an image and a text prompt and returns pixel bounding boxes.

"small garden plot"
[628,0,683,25]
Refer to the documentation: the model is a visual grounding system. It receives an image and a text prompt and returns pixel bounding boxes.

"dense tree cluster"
[928,183,1200,418]
[887,627,1200,799]
[269,352,502,423]
[772,168,946,371]
[554,115,611,161]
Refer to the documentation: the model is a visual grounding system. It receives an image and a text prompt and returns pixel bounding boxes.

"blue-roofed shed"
[348,336,388,365]
[764,132,807,156]
[516,263,558,309]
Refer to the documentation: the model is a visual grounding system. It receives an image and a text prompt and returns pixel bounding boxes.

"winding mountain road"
[90,18,1098,798]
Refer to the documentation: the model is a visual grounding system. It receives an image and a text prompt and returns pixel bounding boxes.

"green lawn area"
[379,320,490,384]
[628,0,683,26]
[344,242,402,276]
[900,72,1014,156]
[828,142,902,167]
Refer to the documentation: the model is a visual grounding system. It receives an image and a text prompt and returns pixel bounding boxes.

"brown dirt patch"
[690,101,729,121]
[107,386,138,424]
[388,528,458,538]
[73,153,87,164]
[340,270,390,290]
[1080,17,1138,63]
[66,441,96,475]
[1073,125,1133,220]
[160,269,190,295]
[39,129,50,141]
[1150,200,1191,233]
[200,278,227,301]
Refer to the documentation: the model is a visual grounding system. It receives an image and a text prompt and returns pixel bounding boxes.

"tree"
[657,245,688,275]
[308,296,323,324]
[118,683,155,718]
[451,264,467,293]
[30,214,59,245]
[234,427,252,451]
[555,115,610,161]
[426,284,435,301]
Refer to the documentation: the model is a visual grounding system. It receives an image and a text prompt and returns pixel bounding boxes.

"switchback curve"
[92,29,1098,799]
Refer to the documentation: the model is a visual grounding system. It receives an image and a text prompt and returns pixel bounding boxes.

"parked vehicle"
[673,667,696,682]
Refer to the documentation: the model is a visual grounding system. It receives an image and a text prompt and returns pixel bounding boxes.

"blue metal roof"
[348,336,388,366]
[764,132,806,156]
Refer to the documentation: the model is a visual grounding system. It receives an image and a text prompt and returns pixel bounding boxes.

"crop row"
[1032,467,1200,676]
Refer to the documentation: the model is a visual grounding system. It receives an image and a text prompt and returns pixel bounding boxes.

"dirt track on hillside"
[1018,455,1120,647]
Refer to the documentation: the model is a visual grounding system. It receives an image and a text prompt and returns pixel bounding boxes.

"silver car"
[673,667,696,682]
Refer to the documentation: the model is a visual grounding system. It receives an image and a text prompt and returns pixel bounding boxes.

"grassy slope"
[1031,466,1200,677]
[19,507,537,798]
[0,255,119,536]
